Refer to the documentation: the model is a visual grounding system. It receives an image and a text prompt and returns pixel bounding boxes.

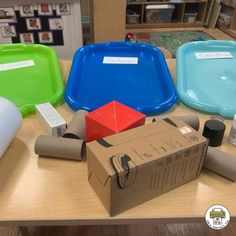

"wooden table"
[0,60,236,226]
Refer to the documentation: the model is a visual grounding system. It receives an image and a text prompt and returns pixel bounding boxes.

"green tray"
[0,44,64,116]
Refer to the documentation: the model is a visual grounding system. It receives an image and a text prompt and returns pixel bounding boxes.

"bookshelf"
[126,0,208,29]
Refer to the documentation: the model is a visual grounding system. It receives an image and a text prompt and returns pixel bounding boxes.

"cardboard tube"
[152,115,200,131]
[35,135,85,161]
[204,147,236,181]
[176,115,200,131]
[63,110,88,139]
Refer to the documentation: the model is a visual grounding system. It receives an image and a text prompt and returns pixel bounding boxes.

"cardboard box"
[86,101,145,142]
[87,117,208,216]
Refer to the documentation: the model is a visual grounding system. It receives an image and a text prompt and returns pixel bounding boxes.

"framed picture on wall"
[19,5,34,17]
[49,18,63,30]
[56,3,71,15]
[1,25,16,37]
[19,33,34,43]
[38,3,53,16]
[26,18,41,30]
[0,7,16,23]
[0,1,83,59]
[38,31,53,43]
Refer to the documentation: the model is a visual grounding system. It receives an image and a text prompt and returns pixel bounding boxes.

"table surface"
[0,60,236,226]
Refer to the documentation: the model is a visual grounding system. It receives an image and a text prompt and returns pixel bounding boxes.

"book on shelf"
[212,5,222,28]
[207,0,221,28]
[205,0,215,26]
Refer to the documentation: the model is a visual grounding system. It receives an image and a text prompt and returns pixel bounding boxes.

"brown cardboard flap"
[88,170,110,186]
[109,153,137,189]
[88,152,138,187]
[87,118,183,152]
[104,118,177,146]
[87,147,111,186]
[87,117,207,186]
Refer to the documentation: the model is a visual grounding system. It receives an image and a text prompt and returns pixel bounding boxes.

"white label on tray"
[0,60,35,72]
[103,57,138,64]
[195,52,233,59]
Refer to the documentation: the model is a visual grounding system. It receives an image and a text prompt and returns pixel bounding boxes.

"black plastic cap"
[202,120,226,147]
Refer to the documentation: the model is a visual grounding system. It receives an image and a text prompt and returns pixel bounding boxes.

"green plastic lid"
[0,44,64,116]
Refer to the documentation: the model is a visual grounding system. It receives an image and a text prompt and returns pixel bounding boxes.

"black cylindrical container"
[202,119,226,147]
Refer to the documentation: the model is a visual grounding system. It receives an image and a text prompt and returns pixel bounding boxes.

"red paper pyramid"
[86,101,145,142]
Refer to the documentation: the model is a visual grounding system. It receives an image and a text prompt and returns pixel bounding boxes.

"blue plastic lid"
[64,42,177,115]
[177,40,236,118]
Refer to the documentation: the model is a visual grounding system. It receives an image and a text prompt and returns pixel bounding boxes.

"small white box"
[35,103,67,137]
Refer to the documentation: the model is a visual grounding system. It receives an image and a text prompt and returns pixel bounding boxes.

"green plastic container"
[0,44,64,116]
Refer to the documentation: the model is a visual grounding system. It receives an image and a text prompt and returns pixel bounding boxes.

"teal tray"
[177,40,236,118]
[0,44,64,116]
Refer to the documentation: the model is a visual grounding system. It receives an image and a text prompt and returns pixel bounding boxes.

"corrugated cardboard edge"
[87,146,111,213]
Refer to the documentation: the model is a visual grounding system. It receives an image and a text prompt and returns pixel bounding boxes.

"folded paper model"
[86,101,146,142]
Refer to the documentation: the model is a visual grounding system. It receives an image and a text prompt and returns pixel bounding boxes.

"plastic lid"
[202,120,226,147]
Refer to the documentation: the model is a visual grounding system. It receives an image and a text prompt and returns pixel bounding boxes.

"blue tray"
[177,40,236,118]
[64,42,177,115]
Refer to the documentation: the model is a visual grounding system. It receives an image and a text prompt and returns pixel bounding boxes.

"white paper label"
[195,52,233,59]
[103,57,138,64]
[0,60,35,72]
[179,126,192,135]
